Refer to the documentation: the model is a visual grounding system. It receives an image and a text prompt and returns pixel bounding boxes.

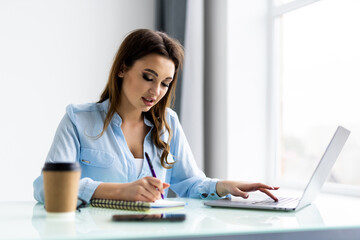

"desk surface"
[1,192,360,240]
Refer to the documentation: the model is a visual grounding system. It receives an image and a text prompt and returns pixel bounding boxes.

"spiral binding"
[90,199,151,211]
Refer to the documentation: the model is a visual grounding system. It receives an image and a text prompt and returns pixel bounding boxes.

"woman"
[33,29,278,203]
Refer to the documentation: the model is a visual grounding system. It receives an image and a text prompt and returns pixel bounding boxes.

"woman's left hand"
[216,180,279,201]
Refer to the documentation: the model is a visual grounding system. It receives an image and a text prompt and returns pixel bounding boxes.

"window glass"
[280,0,360,187]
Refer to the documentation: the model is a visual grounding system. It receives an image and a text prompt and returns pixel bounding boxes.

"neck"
[116,98,144,124]
[117,108,143,125]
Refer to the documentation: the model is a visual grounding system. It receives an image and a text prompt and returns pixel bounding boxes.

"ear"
[118,71,125,78]
[117,64,128,78]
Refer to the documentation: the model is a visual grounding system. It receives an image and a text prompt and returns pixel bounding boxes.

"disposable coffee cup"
[43,162,81,215]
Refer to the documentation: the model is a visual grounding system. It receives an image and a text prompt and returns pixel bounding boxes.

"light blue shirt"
[33,100,221,203]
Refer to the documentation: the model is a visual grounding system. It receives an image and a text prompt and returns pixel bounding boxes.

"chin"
[142,106,152,112]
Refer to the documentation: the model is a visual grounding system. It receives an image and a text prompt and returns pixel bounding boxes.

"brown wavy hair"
[98,29,184,169]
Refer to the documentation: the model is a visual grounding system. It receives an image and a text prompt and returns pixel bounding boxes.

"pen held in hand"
[145,152,164,199]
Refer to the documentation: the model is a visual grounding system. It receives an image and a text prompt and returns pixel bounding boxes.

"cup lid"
[42,162,81,171]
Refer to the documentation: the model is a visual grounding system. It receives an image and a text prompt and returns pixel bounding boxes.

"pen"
[145,152,164,199]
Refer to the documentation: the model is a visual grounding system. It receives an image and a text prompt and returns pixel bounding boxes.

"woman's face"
[119,54,175,113]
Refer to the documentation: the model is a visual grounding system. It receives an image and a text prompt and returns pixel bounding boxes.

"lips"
[142,97,155,107]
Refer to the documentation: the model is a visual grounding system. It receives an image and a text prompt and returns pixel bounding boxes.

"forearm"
[92,182,129,200]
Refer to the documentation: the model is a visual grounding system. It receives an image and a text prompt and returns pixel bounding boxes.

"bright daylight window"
[273,0,360,192]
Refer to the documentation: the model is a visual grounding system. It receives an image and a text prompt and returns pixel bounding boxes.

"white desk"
[1,193,360,240]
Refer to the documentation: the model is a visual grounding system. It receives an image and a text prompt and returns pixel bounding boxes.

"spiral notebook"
[90,199,186,211]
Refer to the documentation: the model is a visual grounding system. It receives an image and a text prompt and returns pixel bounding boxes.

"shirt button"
[210,193,215,196]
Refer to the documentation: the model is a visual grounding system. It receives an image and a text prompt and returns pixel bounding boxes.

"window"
[272,0,360,193]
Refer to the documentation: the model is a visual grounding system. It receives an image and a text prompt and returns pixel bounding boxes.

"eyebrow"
[144,68,173,80]
[144,68,158,77]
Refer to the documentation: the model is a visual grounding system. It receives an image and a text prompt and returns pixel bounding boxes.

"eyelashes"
[142,73,170,88]
[142,73,153,81]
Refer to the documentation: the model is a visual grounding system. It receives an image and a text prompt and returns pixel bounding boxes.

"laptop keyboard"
[250,197,299,207]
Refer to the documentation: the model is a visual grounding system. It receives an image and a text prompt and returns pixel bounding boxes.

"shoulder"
[166,107,178,117]
[165,107,184,132]
[165,107,180,123]
[65,101,106,123]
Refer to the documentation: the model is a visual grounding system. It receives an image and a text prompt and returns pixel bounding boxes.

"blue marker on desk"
[145,152,164,199]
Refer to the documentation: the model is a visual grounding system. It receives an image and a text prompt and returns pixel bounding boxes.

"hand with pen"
[121,152,169,202]
[92,153,169,202]
[92,177,170,203]
[123,177,170,202]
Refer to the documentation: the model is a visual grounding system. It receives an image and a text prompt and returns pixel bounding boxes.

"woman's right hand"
[122,177,170,202]
[92,177,170,202]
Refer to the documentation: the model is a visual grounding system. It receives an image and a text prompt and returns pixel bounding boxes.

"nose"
[149,83,161,96]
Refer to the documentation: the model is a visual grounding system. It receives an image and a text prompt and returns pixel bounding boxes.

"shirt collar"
[100,99,121,127]
[100,99,153,128]
[144,116,154,127]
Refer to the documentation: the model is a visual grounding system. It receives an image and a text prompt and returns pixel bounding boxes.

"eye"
[162,82,170,88]
[142,73,153,81]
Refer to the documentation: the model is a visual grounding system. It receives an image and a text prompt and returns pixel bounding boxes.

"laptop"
[205,126,350,211]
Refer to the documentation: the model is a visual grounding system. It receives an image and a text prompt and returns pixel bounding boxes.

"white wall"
[227,0,268,182]
[0,0,156,201]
